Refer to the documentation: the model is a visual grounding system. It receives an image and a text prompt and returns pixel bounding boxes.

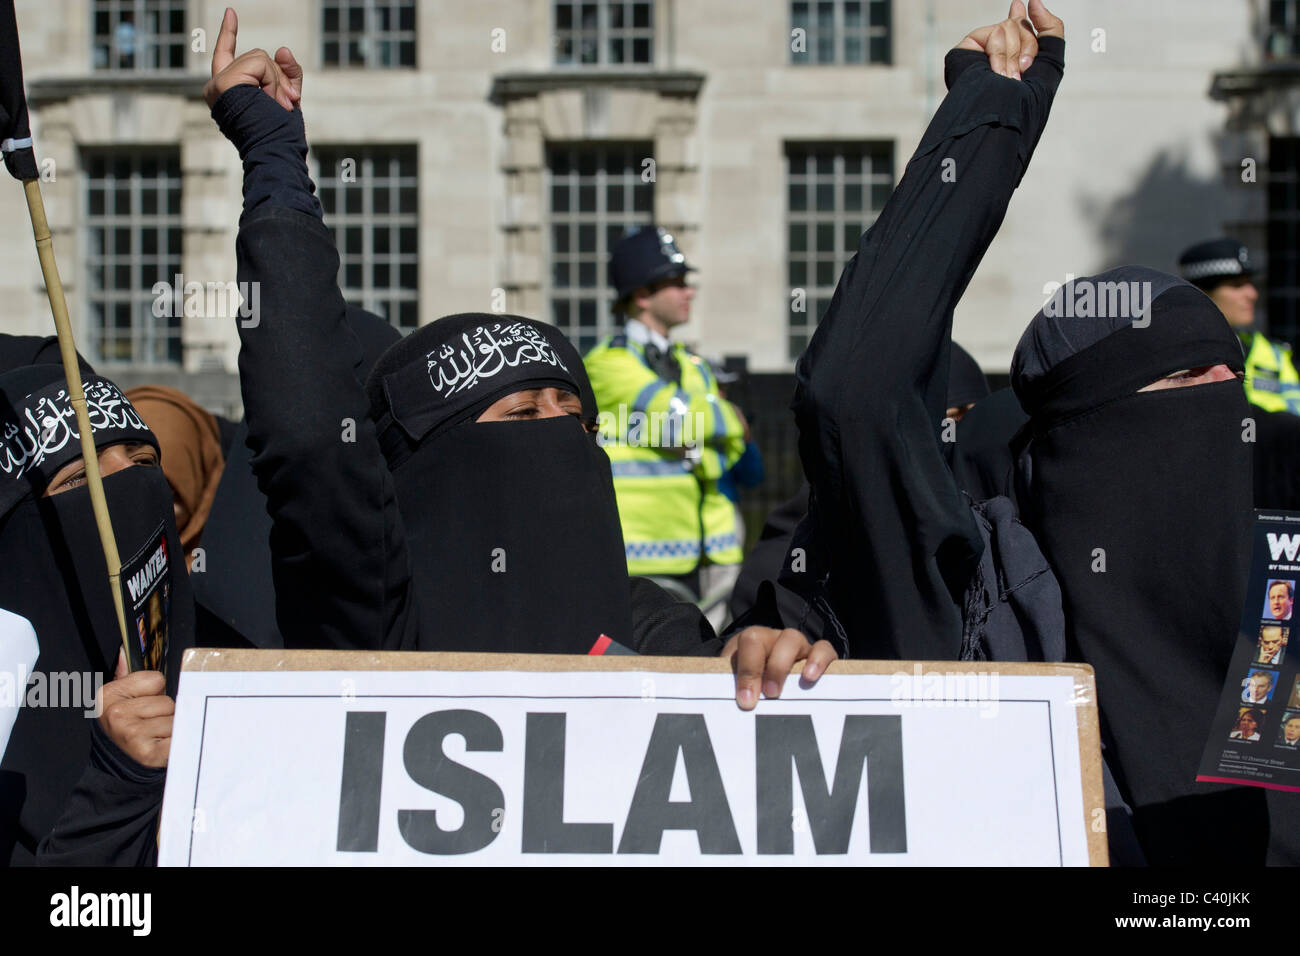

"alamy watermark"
[50,886,151,936]
[1041,273,1152,327]
[152,273,260,327]
[1,668,103,717]
[889,664,1000,719]
[595,403,710,450]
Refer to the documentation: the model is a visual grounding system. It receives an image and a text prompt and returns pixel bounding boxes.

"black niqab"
[367,313,633,653]
[0,366,191,863]
[1011,270,1267,864]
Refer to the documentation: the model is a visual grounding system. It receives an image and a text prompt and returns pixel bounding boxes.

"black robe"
[190,306,401,650]
[213,87,718,656]
[948,388,1029,505]
[1011,275,1270,865]
[790,39,1065,657]
[0,369,189,865]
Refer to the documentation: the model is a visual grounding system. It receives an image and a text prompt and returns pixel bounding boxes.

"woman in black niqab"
[1011,267,1268,865]
[365,313,636,655]
[0,364,191,863]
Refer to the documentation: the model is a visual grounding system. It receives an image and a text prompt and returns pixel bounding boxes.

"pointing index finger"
[211,7,238,77]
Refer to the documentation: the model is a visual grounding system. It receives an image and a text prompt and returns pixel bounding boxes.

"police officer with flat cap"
[585,226,746,628]
[1179,237,1300,415]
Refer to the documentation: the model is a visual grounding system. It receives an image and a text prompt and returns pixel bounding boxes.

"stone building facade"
[0,0,1270,416]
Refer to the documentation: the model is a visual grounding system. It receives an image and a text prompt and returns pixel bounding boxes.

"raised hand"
[202,7,303,110]
[956,0,1064,80]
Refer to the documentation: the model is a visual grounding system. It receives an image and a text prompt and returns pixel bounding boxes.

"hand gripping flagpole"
[2,1,132,666]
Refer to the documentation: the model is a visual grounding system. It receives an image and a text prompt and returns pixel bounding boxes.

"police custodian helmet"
[610,225,696,301]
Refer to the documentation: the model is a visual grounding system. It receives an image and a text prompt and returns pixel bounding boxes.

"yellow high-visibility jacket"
[585,334,746,575]
[1242,330,1300,415]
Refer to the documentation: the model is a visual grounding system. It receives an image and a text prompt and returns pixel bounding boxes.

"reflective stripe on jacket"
[585,335,746,574]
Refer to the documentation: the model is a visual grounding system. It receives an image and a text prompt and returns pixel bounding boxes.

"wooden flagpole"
[21,177,132,667]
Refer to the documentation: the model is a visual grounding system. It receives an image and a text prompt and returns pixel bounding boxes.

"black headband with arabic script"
[368,313,593,469]
[0,364,157,517]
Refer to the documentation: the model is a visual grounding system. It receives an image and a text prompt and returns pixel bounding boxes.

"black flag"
[0,0,39,180]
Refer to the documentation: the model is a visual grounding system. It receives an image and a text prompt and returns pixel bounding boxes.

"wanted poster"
[1197,511,1300,792]
[119,522,172,677]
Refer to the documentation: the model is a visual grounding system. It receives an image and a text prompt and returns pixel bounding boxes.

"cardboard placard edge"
[177,648,1106,866]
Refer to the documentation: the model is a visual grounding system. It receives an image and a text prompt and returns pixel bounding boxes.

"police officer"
[584,226,746,628]
[1179,238,1300,415]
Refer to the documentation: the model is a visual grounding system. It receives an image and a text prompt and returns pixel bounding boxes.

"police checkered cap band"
[1180,257,1245,282]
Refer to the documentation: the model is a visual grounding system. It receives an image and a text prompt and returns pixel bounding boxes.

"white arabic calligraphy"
[425,323,570,398]
[0,381,150,480]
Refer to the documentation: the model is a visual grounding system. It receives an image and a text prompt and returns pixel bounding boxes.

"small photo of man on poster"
[1264,579,1295,621]
[1242,669,1277,705]
[1256,625,1287,666]
[1278,713,1300,749]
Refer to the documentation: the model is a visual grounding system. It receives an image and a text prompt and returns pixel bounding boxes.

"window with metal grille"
[1269,137,1300,345]
[786,142,893,360]
[322,0,416,68]
[92,0,188,71]
[83,150,183,365]
[554,1,654,66]
[315,145,420,331]
[547,143,654,353]
[1267,0,1300,58]
[790,0,890,65]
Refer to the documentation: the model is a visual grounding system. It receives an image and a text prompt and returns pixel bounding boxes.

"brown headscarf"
[124,385,225,569]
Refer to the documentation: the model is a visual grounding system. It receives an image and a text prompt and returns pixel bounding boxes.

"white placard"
[159,655,1099,866]
[0,608,39,761]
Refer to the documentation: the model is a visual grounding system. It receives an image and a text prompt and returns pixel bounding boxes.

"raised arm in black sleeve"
[792,38,1065,660]
[213,88,416,651]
